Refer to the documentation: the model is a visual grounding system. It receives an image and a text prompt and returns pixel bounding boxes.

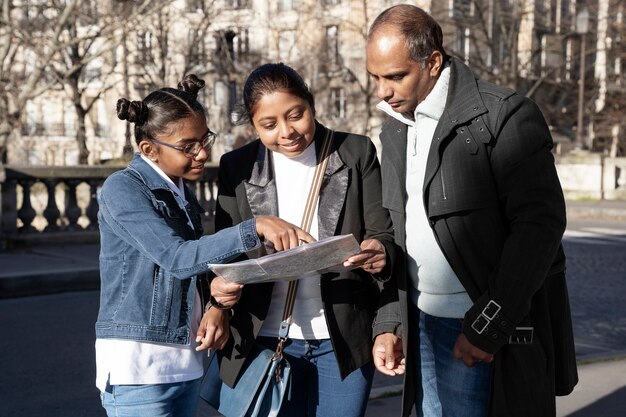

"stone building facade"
[6,0,624,165]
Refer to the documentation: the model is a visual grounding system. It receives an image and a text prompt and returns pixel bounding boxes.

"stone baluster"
[65,180,82,231]
[43,180,61,232]
[205,179,216,222]
[17,180,38,233]
[1,178,19,238]
[85,180,99,230]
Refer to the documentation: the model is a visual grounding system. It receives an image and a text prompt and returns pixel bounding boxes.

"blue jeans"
[100,377,202,417]
[257,336,374,417]
[410,305,492,417]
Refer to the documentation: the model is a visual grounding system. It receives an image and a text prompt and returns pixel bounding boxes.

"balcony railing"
[0,163,218,249]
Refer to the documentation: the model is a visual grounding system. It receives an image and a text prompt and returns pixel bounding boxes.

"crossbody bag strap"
[274,128,333,357]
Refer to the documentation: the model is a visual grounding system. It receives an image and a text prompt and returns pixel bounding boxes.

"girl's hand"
[343,238,386,274]
[195,307,230,351]
[210,275,243,308]
[255,215,315,251]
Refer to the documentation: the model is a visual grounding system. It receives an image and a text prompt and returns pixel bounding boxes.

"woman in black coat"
[205,63,396,417]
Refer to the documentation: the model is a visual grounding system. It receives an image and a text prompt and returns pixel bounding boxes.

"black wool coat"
[373,58,578,417]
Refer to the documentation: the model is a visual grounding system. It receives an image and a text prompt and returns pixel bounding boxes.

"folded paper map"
[208,234,361,284]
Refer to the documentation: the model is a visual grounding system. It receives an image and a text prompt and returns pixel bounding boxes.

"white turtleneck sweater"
[376,64,473,319]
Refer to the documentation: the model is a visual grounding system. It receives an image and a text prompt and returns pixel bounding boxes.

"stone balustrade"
[0,163,218,249]
[1,154,625,249]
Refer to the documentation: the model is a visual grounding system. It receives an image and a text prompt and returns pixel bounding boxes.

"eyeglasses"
[148,130,216,158]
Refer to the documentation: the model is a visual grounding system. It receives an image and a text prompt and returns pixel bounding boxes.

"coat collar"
[436,58,488,140]
[127,153,195,203]
[422,59,490,192]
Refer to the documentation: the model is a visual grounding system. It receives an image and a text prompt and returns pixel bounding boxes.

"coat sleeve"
[462,95,567,353]
[359,138,398,282]
[358,137,403,337]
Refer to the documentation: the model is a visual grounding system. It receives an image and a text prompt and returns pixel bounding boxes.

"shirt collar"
[140,154,187,203]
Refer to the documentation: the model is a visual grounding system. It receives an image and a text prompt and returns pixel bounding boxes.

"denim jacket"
[95,154,259,344]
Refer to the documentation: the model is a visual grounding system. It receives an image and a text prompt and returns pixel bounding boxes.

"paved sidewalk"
[0,243,100,298]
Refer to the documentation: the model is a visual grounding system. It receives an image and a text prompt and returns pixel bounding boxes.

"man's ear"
[139,140,157,161]
[428,51,444,76]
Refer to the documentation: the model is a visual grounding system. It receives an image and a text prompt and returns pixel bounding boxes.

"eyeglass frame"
[147,129,216,158]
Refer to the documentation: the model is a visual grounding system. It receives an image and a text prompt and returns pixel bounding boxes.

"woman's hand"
[255,215,315,251]
[343,238,386,274]
[195,307,230,351]
[210,275,243,308]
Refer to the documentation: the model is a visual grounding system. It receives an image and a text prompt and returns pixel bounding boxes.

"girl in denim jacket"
[95,74,312,417]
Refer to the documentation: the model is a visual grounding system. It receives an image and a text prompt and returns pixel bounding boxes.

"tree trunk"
[75,105,89,165]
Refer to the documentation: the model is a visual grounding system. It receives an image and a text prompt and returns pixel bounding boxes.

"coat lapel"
[243,143,279,217]
[318,139,348,240]
[315,123,348,240]
[380,119,407,213]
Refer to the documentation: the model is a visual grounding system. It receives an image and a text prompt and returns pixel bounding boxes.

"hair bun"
[116,98,148,125]
[178,74,205,99]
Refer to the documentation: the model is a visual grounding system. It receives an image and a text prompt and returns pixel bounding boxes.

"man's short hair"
[368,4,447,65]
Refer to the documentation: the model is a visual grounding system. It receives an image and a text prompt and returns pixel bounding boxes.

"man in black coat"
[367,5,578,417]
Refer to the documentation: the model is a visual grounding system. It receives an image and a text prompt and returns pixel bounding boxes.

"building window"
[541,34,564,78]
[188,29,206,67]
[81,0,98,25]
[326,25,339,68]
[449,0,474,18]
[278,30,296,62]
[215,29,248,63]
[137,30,153,63]
[565,38,573,81]
[84,57,102,81]
[187,0,204,12]
[457,27,471,64]
[330,87,346,119]
[322,0,341,5]
[228,81,237,115]
[226,0,249,9]
[278,0,293,11]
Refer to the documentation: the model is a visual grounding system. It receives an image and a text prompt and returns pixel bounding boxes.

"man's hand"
[373,333,405,376]
[196,307,230,351]
[452,333,494,367]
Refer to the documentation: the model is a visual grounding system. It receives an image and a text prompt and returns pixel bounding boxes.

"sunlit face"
[250,90,316,158]
[366,26,442,115]
[142,113,210,183]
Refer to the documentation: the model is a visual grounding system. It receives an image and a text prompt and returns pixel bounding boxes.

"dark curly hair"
[116,74,206,145]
